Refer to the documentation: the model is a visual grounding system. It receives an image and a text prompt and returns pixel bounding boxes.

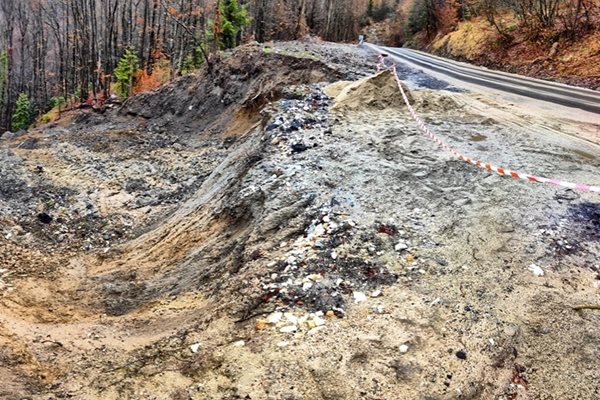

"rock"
[280,325,297,334]
[232,340,245,347]
[325,310,336,318]
[267,311,283,324]
[291,142,309,153]
[255,319,268,330]
[289,119,303,131]
[399,344,409,353]
[372,305,385,314]
[453,198,471,207]
[503,325,518,337]
[353,291,367,303]
[266,123,279,132]
[455,350,467,360]
[284,313,298,324]
[370,290,382,297]
[190,343,201,353]
[528,264,544,277]
[37,213,53,224]
[395,241,408,251]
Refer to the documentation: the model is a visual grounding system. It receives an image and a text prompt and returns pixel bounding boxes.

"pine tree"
[12,93,32,131]
[218,0,251,50]
[114,48,139,98]
[367,0,375,18]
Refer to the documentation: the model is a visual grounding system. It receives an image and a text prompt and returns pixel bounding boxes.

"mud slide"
[1,41,599,400]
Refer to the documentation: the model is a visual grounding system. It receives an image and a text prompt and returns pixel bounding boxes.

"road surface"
[367,44,600,115]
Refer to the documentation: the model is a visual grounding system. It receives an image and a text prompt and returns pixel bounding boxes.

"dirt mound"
[322,80,353,98]
[328,69,413,112]
[122,44,341,136]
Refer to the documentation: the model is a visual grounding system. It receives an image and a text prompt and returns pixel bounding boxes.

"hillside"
[428,17,600,89]
[366,0,600,90]
[1,40,600,400]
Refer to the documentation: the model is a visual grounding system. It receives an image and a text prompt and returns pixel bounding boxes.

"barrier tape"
[377,55,600,194]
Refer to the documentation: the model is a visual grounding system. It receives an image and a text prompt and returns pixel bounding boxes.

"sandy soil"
[0,40,599,400]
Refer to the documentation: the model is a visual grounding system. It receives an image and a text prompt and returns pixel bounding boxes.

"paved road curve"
[367,44,600,115]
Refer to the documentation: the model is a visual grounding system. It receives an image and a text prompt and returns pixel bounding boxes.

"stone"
[395,241,408,251]
[399,344,409,353]
[190,343,201,353]
[353,291,367,303]
[267,311,283,324]
[255,319,268,330]
[528,264,544,277]
[280,325,297,334]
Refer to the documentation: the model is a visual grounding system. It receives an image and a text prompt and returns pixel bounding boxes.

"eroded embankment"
[1,41,600,400]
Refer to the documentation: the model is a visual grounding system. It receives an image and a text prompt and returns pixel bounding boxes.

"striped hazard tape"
[377,55,600,194]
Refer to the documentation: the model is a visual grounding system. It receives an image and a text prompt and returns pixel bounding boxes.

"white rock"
[284,313,298,325]
[353,291,367,303]
[302,282,313,291]
[189,343,201,353]
[232,340,245,347]
[276,341,289,347]
[267,311,283,324]
[372,305,385,314]
[310,224,326,238]
[279,325,297,334]
[331,251,338,260]
[528,264,544,277]
[286,256,297,265]
[399,344,409,353]
[313,316,326,327]
[322,215,331,223]
[370,290,382,297]
[395,241,408,251]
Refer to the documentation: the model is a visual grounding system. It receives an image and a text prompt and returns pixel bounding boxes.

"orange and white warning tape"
[377,55,600,194]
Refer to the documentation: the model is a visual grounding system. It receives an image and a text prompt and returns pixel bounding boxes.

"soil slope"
[1,41,600,400]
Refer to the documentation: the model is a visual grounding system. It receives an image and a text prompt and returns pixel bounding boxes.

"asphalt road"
[367,44,600,115]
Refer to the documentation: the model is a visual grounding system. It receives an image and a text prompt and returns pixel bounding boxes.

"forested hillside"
[369,0,600,88]
[0,0,372,133]
[0,0,598,133]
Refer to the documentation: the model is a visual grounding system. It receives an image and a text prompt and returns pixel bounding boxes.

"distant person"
[358,34,365,48]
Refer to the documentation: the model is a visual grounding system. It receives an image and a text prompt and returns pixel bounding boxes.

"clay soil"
[1,41,600,400]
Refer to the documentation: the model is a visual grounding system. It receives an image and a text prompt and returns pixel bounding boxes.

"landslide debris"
[0,40,599,400]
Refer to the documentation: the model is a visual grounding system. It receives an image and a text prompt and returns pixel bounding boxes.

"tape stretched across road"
[377,55,600,194]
